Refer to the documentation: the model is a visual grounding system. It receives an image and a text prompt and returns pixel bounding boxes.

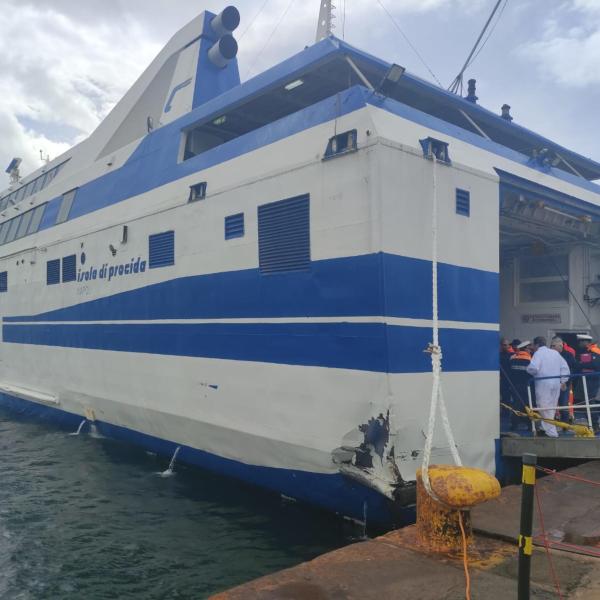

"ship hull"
[0,390,411,526]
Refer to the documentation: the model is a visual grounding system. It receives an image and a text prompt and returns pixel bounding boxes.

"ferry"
[2,3,600,527]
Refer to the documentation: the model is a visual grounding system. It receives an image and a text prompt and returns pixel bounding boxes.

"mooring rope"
[421,155,462,503]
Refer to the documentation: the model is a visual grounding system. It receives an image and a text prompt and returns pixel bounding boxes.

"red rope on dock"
[535,465,600,487]
[534,485,563,599]
[533,538,600,558]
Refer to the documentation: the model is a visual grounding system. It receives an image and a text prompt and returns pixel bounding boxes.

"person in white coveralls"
[526,336,570,437]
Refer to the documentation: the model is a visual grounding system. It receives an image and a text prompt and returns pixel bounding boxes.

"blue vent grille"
[225,213,244,240]
[258,194,310,274]
[0,271,6,293]
[47,259,60,285]
[62,254,76,282]
[456,188,470,217]
[149,231,175,269]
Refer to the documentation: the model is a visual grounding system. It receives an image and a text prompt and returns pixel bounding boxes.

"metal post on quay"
[518,453,537,600]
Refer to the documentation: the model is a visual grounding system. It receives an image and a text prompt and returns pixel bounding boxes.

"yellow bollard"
[416,465,501,554]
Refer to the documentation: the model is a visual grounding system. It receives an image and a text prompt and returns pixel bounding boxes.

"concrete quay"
[211,462,600,599]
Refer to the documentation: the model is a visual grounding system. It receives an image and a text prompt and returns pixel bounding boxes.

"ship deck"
[502,434,600,459]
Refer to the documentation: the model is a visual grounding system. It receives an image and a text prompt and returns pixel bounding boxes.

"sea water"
[0,408,349,599]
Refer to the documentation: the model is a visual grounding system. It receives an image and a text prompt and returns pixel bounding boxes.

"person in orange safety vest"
[509,341,534,427]
[577,333,600,404]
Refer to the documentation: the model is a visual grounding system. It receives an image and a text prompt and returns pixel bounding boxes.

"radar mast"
[315,0,335,42]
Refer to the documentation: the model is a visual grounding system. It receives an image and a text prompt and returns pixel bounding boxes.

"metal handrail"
[526,373,598,429]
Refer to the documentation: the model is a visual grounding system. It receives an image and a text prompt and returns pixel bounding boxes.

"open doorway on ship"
[498,172,600,434]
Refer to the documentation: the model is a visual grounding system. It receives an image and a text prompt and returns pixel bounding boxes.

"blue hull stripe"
[0,391,408,526]
[3,321,498,373]
[5,253,499,325]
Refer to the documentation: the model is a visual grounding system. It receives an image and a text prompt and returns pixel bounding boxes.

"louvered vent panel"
[456,188,470,217]
[62,254,76,282]
[258,194,310,274]
[225,213,244,240]
[47,259,60,285]
[0,271,7,293]
[149,230,175,269]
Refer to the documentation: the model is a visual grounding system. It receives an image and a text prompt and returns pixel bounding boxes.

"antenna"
[39,149,50,164]
[316,0,335,42]
[448,0,507,95]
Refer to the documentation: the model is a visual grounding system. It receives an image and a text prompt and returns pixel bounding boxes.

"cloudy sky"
[1,0,600,187]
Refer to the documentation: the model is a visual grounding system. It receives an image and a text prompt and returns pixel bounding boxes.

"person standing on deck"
[500,338,516,430]
[551,336,576,423]
[576,334,600,401]
[510,341,533,413]
[527,336,570,438]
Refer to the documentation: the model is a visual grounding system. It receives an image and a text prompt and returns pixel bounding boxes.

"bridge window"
[4,216,22,244]
[324,129,357,159]
[56,189,77,224]
[189,182,207,202]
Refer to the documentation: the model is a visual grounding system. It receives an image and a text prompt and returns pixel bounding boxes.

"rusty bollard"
[416,465,501,554]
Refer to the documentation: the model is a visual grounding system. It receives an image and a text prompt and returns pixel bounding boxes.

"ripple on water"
[0,408,350,599]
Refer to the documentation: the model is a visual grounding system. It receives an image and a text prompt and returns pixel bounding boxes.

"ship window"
[14,186,27,203]
[258,194,310,274]
[149,231,175,269]
[455,189,470,217]
[23,180,35,199]
[56,189,77,224]
[0,221,10,245]
[32,174,44,195]
[419,137,451,164]
[225,213,244,240]
[62,254,76,282]
[4,215,22,244]
[47,259,60,285]
[323,129,357,159]
[0,271,6,292]
[27,204,46,234]
[188,181,207,202]
[44,166,59,188]
[181,67,359,162]
[16,210,33,239]
[518,254,569,303]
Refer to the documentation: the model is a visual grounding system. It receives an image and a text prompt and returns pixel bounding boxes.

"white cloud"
[0,2,160,188]
[518,0,600,87]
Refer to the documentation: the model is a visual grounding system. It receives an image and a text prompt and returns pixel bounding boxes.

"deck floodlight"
[376,63,405,94]
[386,64,405,84]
